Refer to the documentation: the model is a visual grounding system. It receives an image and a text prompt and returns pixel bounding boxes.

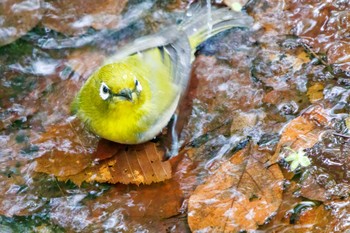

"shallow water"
[2,0,350,232]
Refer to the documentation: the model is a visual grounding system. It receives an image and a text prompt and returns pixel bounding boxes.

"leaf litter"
[3,0,350,232]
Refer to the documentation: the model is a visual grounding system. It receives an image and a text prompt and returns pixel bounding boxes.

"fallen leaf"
[64,49,105,79]
[230,110,266,135]
[263,204,332,232]
[263,90,294,105]
[59,142,172,186]
[34,119,172,185]
[0,0,42,46]
[68,179,187,232]
[307,83,324,103]
[246,0,290,35]
[93,139,123,161]
[283,1,350,71]
[41,0,128,36]
[188,145,284,232]
[261,181,302,230]
[104,180,183,219]
[269,105,330,164]
[33,118,97,177]
[325,199,350,232]
[0,160,45,217]
[251,45,311,90]
[300,134,350,201]
[54,147,197,232]
[300,172,328,202]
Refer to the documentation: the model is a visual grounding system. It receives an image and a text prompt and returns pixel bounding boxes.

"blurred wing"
[104,25,192,97]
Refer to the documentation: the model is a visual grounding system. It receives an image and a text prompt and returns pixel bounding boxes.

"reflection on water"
[2,0,350,232]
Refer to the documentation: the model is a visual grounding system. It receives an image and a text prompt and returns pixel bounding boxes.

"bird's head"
[73,62,150,125]
[89,63,145,110]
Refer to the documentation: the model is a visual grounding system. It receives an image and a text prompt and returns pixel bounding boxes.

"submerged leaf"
[307,83,324,103]
[41,0,128,35]
[33,118,97,176]
[0,0,42,46]
[269,105,330,164]
[188,145,284,232]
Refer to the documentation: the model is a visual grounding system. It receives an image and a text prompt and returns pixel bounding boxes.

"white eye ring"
[135,78,142,92]
[99,82,110,100]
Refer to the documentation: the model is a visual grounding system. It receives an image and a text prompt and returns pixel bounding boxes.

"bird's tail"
[180,5,254,51]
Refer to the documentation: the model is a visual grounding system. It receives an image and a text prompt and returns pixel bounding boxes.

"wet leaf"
[307,83,324,103]
[33,118,97,177]
[261,181,302,230]
[269,105,330,164]
[64,49,105,79]
[324,199,350,232]
[188,145,284,232]
[60,142,172,186]
[230,110,266,135]
[93,139,123,161]
[33,118,172,185]
[246,0,290,36]
[284,1,350,71]
[300,134,350,201]
[300,172,328,202]
[0,0,42,46]
[41,0,128,36]
[266,204,331,232]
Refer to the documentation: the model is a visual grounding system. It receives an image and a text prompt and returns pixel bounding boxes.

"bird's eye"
[134,79,142,92]
[99,82,110,100]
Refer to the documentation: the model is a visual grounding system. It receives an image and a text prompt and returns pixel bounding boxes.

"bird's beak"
[115,88,133,101]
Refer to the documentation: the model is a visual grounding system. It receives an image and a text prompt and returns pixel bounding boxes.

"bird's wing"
[104,25,192,96]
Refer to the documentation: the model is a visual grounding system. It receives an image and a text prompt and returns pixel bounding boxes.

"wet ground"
[2,0,350,232]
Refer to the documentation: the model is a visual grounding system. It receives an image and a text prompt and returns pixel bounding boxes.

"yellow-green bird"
[72,7,253,144]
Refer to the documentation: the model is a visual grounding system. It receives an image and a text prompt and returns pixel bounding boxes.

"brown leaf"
[300,172,328,202]
[300,136,350,201]
[0,0,42,46]
[263,90,294,105]
[0,161,46,217]
[263,204,332,233]
[79,179,186,231]
[115,180,184,219]
[296,205,332,230]
[307,83,324,103]
[261,181,302,230]
[269,105,330,164]
[65,49,105,79]
[59,142,172,186]
[324,199,350,232]
[262,181,332,232]
[93,139,123,161]
[188,145,284,232]
[33,118,97,177]
[61,148,197,231]
[41,0,128,35]
[283,1,350,72]
[33,114,171,185]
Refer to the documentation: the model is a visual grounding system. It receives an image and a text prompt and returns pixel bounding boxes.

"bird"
[72,6,253,145]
